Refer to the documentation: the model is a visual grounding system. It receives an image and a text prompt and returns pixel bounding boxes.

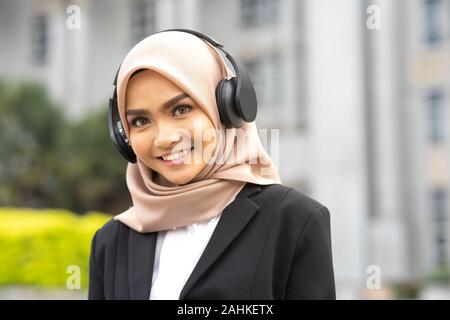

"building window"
[130,0,156,44]
[31,15,48,65]
[423,0,443,45]
[240,0,280,28]
[432,189,447,220]
[245,53,284,108]
[425,90,445,143]
[270,52,284,105]
[431,189,448,266]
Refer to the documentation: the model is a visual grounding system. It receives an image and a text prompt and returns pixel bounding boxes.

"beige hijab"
[114,31,282,233]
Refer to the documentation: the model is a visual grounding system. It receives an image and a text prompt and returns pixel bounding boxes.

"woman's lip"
[157,148,193,168]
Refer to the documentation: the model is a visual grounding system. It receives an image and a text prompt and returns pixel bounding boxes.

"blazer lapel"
[179,183,261,300]
[128,229,157,300]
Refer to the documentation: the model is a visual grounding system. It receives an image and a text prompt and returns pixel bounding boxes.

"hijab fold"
[114,31,281,233]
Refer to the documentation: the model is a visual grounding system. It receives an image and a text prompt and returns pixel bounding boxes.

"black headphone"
[108,28,257,163]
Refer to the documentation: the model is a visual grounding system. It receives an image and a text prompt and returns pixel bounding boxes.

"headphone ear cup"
[108,97,137,163]
[215,78,244,128]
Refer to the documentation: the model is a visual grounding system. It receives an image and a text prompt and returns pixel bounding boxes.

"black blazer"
[88,183,335,300]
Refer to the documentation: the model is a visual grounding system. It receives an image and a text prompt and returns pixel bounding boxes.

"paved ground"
[0,286,87,300]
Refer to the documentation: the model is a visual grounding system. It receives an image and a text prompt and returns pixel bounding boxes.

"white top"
[149,213,222,300]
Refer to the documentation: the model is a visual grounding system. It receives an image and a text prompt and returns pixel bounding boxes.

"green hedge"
[0,207,110,289]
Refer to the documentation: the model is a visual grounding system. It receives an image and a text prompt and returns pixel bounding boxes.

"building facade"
[1,0,449,298]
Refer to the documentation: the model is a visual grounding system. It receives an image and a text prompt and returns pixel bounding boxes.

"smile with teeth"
[158,147,193,161]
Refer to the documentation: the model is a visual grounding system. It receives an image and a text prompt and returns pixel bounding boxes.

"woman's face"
[125,69,217,186]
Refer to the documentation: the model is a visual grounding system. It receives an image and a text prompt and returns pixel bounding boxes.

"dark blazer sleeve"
[285,205,335,299]
[88,230,105,300]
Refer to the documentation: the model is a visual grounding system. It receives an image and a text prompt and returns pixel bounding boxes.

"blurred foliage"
[0,207,110,288]
[393,281,422,299]
[393,266,450,299]
[0,81,131,214]
[423,264,450,284]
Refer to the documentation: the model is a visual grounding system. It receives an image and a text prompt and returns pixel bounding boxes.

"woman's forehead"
[125,70,188,107]
[127,69,177,89]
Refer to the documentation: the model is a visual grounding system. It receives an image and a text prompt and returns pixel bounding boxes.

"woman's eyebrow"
[126,92,189,117]
[160,92,189,111]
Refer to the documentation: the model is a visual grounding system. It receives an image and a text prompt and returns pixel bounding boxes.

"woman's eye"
[172,105,192,117]
[131,118,149,127]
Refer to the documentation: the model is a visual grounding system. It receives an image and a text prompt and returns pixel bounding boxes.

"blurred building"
[363,0,450,298]
[0,0,449,299]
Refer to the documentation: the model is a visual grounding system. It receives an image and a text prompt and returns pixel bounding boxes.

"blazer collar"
[127,182,262,300]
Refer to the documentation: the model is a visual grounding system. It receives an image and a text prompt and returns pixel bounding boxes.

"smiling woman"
[89,29,335,300]
[124,69,217,186]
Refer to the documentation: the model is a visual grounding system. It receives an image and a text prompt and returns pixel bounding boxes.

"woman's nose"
[153,124,182,148]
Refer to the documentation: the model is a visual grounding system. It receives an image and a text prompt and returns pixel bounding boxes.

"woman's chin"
[147,159,206,186]
[155,170,197,186]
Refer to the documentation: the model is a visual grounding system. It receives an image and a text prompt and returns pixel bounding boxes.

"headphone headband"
[108,29,257,163]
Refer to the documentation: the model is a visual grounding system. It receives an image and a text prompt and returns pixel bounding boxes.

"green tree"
[0,82,64,207]
[55,108,130,213]
[0,81,131,214]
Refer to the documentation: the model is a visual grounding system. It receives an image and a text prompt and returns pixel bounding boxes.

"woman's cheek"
[131,132,153,159]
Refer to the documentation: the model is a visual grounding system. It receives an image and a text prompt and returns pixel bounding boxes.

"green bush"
[0,207,111,289]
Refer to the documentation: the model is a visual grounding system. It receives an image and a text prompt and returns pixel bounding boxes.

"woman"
[88,29,335,300]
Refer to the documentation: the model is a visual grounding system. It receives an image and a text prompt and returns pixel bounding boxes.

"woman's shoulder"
[254,183,332,247]
[256,183,330,223]
[92,217,124,248]
[258,183,326,211]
